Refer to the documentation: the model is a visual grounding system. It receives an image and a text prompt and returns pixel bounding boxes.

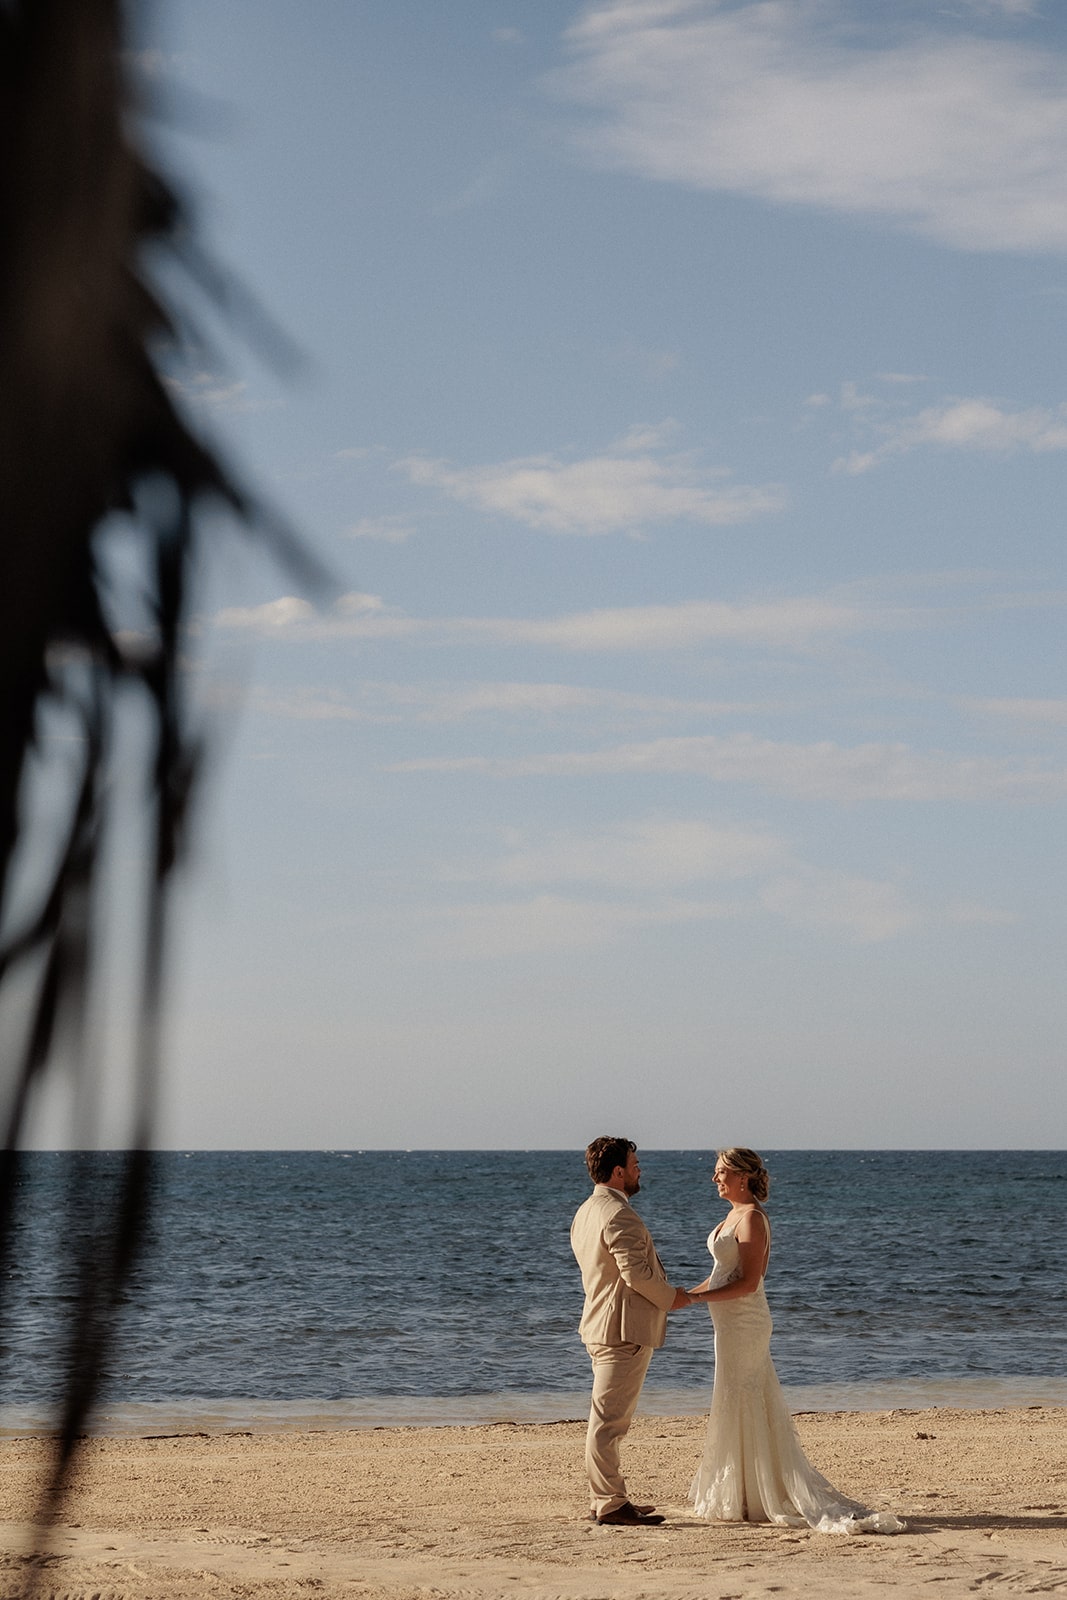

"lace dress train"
[689,1225,905,1535]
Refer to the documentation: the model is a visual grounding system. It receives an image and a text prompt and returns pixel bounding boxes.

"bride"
[687,1148,904,1534]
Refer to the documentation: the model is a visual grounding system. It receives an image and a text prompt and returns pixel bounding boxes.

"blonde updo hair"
[718,1147,770,1203]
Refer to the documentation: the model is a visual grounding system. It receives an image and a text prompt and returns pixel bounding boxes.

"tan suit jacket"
[570,1185,677,1350]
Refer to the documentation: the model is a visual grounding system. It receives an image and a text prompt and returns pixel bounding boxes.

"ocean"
[1,1149,1065,1433]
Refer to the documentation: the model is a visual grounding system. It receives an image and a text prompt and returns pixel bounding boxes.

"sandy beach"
[0,1406,1064,1598]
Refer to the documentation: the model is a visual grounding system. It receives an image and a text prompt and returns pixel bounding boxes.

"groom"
[570,1136,693,1526]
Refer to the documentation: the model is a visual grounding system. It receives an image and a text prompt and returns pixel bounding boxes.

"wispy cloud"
[613,418,681,451]
[163,371,272,415]
[436,818,936,947]
[554,0,1067,254]
[406,682,705,723]
[214,578,1067,657]
[483,818,788,889]
[391,732,1067,803]
[394,436,784,534]
[455,596,874,650]
[955,2,1039,16]
[211,590,881,651]
[758,867,915,942]
[216,596,319,630]
[241,680,769,727]
[214,592,419,641]
[834,396,1067,473]
[427,876,917,954]
[123,46,198,80]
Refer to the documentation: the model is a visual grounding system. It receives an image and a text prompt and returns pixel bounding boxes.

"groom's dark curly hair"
[585,1136,636,1184]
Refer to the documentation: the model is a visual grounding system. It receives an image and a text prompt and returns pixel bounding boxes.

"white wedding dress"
[689,1220,905,1534]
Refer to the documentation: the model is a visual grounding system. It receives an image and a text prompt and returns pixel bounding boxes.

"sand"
[0,1406,1064,1598]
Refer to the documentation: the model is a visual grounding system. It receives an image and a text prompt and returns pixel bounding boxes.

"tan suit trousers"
[584,1340,654,1516]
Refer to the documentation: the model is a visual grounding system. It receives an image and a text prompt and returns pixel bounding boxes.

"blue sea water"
[0,1149,1065,1431]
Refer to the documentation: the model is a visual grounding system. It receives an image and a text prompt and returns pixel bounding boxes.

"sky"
[37,0,1067,1149]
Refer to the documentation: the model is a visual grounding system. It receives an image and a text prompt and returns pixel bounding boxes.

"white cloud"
[215,596,317,630]
[554,0,1067,254]
[395,443,784,534]
[840,381,879,414]
[242,679,767,727]
[759,868,915,942]
[424,876,918,956]
[214,592,418,641]
[613,418,681,451]
[335,592,388,617]
[486,818,787,889]
[958,1,1038,15]
[835,397,1067,473]
[917,401,1067,450]
[433,818,931,949]
[395,682,756,722]
[391,732,1067,802]
[123,47,198,80]
[211,590,880,650]
[163,371,271,415]
[456,596,872,650]
[218,578,1067,659]
[835,451,880,475]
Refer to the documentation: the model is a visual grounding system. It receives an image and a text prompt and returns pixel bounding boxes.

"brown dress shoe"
[597,1501,665,1526]
[587,1502,654,1521]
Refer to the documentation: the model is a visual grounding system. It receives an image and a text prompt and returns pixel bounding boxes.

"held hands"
[670,1272,714,1309]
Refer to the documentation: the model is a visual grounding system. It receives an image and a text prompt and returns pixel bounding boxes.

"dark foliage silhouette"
[0,0,318,1542]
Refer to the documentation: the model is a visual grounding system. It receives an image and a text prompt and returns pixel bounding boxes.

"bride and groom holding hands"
[570,1135,904,1533]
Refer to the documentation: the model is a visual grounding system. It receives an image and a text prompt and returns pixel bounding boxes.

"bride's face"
[712,1161,748,1204]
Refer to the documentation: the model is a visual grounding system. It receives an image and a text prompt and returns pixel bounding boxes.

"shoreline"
[4,1373,1067,1438]
[0,1405,1065,1597]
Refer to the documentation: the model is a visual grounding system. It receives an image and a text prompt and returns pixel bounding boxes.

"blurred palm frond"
[0,0,319,1531]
